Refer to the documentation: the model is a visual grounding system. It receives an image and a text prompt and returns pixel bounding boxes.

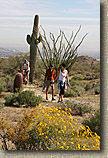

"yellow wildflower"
[60,146,64,149]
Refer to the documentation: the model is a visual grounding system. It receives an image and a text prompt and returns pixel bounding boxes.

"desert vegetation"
[0,53,100,150]
[0,24,100,150]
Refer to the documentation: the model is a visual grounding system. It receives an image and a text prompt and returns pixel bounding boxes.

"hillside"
[0,53,100,150]
[70,55,100,77]
[76,56,99,64]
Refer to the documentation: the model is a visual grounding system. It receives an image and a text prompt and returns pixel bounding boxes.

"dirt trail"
[23,84,100,108]
[23,84,75,102]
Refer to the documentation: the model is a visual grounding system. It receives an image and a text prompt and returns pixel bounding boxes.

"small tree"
[38,25,87,76]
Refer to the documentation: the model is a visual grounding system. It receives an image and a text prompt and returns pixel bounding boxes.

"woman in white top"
[55,63,70,102]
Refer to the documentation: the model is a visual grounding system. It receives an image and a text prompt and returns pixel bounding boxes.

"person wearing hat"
[55,63,70,102]
[20,59,30,84]
[43,63,56,101]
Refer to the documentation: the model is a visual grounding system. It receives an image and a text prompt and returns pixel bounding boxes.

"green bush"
[0,76,14,92]
[70,79,84,87]
[0,83,7,93]
[4,91,43,107]
[71,85,85,96]
[82,108,100,135]
[61,100,93,116]
[0,102,5,109]
[0,79,7,93]
[64,89,78,97]
[95,87,100,95]
[72,74,84,80]
[74,103,93,116]
[85,83,93,91]
[64,84,85,97]
[4,75,14,92]
[17,91,43,107]
[4,94,18,106]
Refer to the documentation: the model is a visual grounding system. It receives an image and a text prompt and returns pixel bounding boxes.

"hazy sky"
[0,0,100,56]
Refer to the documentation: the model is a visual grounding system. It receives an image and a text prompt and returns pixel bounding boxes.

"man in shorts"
[20,59,30,84]
[43,63,56,101]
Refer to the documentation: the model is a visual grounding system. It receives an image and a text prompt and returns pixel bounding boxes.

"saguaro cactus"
[26,15,42,83]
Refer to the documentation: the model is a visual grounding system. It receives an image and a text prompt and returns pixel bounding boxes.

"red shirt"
[45,69,55,81]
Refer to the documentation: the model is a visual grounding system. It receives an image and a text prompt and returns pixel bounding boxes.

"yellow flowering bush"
[0,105,100,150]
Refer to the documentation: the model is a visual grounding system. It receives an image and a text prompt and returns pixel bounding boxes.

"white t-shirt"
[58,69,67,83]
[23,61,30,71]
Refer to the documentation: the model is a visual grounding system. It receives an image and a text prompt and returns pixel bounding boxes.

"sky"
[0,0,100,58]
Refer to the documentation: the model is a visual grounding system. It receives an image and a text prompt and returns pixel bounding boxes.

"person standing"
[20,59,30,84]
[55,63,70,102]
[43,63,56,101]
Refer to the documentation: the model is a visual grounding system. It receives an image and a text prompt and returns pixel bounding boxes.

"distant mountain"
[0,47,28,58]
[77,56,100,64]
[0,47,100,61]
[78,51,100,60]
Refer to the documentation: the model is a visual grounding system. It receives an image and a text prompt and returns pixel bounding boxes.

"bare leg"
[27,73,29,84]
[51,85,54,98]
[58,95,61,102]
[61,94,63,101]
[58,90,62,102]
[46,86,49,100]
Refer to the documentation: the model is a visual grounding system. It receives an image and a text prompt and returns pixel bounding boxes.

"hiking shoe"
[52,97,56,101]
[46,96,48,100]
[61,99,63,102]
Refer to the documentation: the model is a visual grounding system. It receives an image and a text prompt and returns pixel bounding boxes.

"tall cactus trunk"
[27,15,41,83]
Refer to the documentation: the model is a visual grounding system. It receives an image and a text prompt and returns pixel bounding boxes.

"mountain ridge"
[0,47,100,60]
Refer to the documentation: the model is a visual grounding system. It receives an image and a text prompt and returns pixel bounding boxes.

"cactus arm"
[26,15,42,83]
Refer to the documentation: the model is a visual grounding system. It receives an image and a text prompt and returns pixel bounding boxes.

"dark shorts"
[58,80,66,89]
[46,80,54,87]
[24,69,30,75]
[58,80,67,96]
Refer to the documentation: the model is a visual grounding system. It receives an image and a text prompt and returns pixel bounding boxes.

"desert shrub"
[82,108,100,136]
[0,84,6,93]
[95,87,100,95]
[95,81,100,87]
[3,54,29,76]
[0,80,7,93]
[64,89,78,97]
[0,102,5,109]
[5,75,14,92]
[17,91,43,107]
[4,94,18,107]
[65,80,85,97]
[74,103,93,116]
[70,79,85,87]
[71,85,85,96]
[0,75,14,92]
[4,91,43,107]
[85,83,93,91]
[72,74,84,80]
[0,105,100,150]
[84,73,93,80]
[65,86,85,97]
[91,63,100,73]
[61,100,93,116]
[93,81,100,95]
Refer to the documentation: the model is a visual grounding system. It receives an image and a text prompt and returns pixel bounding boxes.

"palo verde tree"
[38,25,88,76]
[26,15,42,83]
